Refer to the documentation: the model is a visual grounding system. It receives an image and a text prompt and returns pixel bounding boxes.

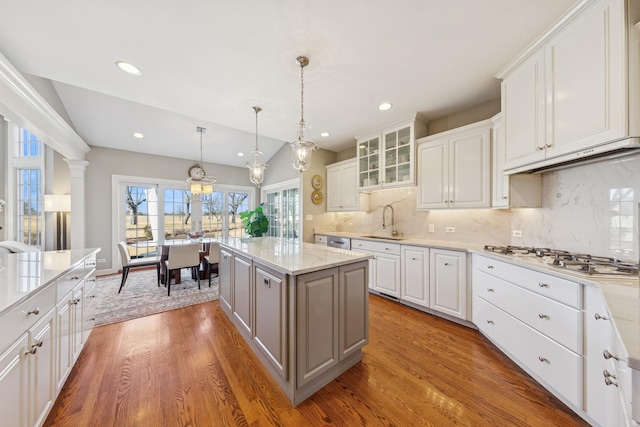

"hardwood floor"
[45,295,589,426]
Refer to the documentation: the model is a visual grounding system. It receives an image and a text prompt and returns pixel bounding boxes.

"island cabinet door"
[233,253,253,337]
[338,261,369,361]
[219,248,233,312]
[253,264,287,381]
[296,268,339,388]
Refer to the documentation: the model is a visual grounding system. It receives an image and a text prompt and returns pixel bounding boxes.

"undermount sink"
[361,235,404,241]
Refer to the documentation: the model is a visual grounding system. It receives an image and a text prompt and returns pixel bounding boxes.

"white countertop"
[0,248,100,316]
[220,237,372,275]
[316,231,484,252]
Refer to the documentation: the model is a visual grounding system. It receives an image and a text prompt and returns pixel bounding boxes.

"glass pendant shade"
[247,106,267,186]
[290,56,318,173]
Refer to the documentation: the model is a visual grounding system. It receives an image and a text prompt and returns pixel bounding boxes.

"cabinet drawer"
[351,239,400,255]
[314,235,328,245]
[56,262,92,300]
[0,284,56,352]
[475,255,580,308]
[474,270,581,353]
[475,296,582,407]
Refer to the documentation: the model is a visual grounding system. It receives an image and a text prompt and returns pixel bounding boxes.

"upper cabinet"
[326,159,369,212]
[357,115,427,191]
[416,119,491,210]
[497,0,638,174]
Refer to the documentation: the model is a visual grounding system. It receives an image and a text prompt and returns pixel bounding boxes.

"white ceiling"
[0,0,577,168]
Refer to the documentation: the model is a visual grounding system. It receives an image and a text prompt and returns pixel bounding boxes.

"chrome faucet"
[382,204,397,236]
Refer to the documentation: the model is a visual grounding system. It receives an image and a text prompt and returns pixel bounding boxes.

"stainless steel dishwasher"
[327,236,351,250]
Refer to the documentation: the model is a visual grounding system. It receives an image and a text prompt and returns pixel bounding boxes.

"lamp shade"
[44,194,71,212]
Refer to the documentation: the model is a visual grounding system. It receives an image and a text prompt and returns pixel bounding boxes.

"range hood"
[505,137,640,174]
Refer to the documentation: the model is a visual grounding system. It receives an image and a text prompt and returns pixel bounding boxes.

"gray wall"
[85,146,250,270]
[427,98,500,135]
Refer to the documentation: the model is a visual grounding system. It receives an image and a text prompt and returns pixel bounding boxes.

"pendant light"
[290,55,318,172]
[186,126,215,198]
[247,106,267,186]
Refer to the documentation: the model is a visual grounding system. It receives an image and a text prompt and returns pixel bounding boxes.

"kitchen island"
[219,237,371,406]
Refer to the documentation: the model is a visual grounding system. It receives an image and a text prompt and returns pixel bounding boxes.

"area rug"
[93,269,219,326]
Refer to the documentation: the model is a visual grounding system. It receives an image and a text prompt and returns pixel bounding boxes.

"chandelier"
[290,55,318,172]
[186,126,215,197]
[246,106,267,186]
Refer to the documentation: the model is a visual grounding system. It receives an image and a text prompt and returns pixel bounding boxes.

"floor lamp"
[44,195,71,250]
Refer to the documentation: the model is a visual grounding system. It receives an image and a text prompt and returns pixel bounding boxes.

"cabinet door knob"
[71,298,81,305]
[538,356,549,363]
[594,313,609,321]
[487,265,494,269]
[603,349,620,361]
[538,282,549,288]
[27,308,40,315]
[486,288,494,292]
[26,340,43,355]
[444,262,450,266]
[486,320,494,325]
[605,377,619,387]
[501,196,508,200]
[538,313,549,319]
[411,257,417,261]
[544,143,553,148]
[603,370,617,380]
[536,146,545,151]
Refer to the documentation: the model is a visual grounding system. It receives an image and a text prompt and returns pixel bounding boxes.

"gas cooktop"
[483,245,639,278]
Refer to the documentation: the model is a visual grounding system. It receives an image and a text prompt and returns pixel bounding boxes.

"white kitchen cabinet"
[351,239,400,298]
[400,246,429,307]
[497,0,631,174]
[430,249,467,320]
[417,119,491,210]
[584,285,633,427]
[326,159,369,212]
[490,113,541,208]
[0,333,28,427]
[357,115,427,191]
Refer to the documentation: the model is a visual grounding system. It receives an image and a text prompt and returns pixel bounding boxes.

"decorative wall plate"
[311,174,323,190]
[311,189,323,204]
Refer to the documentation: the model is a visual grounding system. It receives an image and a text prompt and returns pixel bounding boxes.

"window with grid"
[163,187,190,239]
[15,128,43,246]
[262,179,300,240]
[123,185,159,258]
[202,191,225,238]
[228,192,249,238]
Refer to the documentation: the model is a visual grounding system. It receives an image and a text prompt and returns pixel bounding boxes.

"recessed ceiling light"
[116,61,142,76]
[320,132,331,137]
[237,152,244,157]
[378,102,392,111]
[133,132,144,139]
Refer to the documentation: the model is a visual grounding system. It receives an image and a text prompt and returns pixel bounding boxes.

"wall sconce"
[44,194,71,250]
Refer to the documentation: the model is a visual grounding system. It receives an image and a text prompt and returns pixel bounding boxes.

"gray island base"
[219,237,372,406]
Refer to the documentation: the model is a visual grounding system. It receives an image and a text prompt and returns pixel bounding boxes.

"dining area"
[118,239,219,295]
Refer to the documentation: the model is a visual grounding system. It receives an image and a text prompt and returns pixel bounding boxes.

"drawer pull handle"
[487,288,494,292]
[385,248,390,251]
[538,356,549,363]
[501,196,508,200]
[603,349,620,361]
[538,313,549,319]
[594,313,609,321]
[486,320,494,325]
[603,370,617,380]
[604,377,619,387]
[70,275,79,280]
[88,295,96,299]
[27,308,40,315]
[444,262,450,266]
[412,257,417,261]
[536,146,545,151]
[26,340,43,355]
[538,282,549,288]
[487,265,494,269]
[87,318,96,322]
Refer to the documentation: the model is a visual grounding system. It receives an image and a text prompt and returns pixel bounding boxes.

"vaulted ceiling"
[0,0,576,167]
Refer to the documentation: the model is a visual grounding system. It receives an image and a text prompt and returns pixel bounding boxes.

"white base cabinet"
[429,249,467,320]
[351,239,400,298]
[400,246,430,307]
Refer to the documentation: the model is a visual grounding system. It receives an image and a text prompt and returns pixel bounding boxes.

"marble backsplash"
[511,153,640,263]
[317,152,640,263]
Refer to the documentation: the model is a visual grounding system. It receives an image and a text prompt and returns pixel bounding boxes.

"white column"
[64,159,89,249]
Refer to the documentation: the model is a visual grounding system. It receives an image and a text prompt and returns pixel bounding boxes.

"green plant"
[240,203,269,237]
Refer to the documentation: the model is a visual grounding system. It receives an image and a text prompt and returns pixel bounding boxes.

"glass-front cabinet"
[357,115,427,191]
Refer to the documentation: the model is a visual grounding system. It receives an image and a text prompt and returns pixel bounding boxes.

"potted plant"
[240,203,269,237]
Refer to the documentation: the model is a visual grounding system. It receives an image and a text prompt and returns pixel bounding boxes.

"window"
[228,192,249,238]
[14,128,44,246]
[123,185,159,258]
[164,188,190,239]
[262,179,300,240]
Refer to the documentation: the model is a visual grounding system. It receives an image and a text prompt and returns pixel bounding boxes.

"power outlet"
[445,226,455,233]
[512,230,522,238]
[428,224,435,233]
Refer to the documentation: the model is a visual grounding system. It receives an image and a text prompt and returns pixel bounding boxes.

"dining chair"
[164,243,201,296]
[203,242,220,287]
[117,241,161,293]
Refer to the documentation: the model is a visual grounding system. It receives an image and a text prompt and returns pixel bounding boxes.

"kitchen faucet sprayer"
[382,204,397,236]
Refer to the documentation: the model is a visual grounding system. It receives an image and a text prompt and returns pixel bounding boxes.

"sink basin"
[361,235,404,241]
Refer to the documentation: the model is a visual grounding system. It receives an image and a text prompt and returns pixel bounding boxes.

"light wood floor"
[44,295,589,426]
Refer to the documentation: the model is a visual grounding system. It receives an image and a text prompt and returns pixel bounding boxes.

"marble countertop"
[220,237,372,276]
[0,248,100,316]
[315,231,484,252]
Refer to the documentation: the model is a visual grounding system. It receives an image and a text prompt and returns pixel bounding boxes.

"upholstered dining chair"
[164,243,201,296]
[117,241,161,293]
[203,242,220,287]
